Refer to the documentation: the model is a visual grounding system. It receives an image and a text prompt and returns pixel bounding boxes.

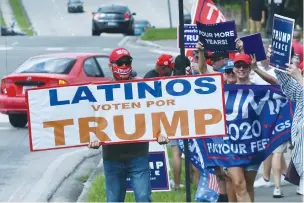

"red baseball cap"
[109,48,132,63]
[234,54,252,65]
[156,54,175,68]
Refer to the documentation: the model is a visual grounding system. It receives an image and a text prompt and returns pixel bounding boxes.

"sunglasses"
[234,62,250,69]
[113,59,132,66]
[224,70,234,74]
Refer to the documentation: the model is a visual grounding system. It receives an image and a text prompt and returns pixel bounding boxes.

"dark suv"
[92,4,136,36]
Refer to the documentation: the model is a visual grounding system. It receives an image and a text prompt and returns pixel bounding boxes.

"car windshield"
[135,21,149,27]
[97,6,127,13]
[13,57,76,74]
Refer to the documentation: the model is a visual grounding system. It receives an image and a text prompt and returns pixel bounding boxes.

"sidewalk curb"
[23,148,101,202]
[77,155,104,202]
[18,0,37,35]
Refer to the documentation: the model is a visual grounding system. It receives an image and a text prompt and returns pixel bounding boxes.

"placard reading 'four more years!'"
[26,74,227,151]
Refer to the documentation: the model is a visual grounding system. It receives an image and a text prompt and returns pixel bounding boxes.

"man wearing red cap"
[87,48,168,202]
[144,54,175,78]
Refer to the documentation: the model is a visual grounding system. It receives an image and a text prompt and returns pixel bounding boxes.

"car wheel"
[125,28,134,36]
[92,29,100,36]
[9,114,28,128]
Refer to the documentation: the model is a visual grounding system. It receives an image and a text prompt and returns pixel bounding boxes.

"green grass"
[8,0,33,36]
[78,168,94,183]
[0,11,6,26]
[87,150,198,202]
[141,28,177,41]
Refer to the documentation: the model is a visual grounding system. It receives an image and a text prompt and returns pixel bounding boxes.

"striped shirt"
[275,70,304,177]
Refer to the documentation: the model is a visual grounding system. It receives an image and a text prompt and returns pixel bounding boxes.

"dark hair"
[174,55,190,67]
[174,55,190,75]
[291,46,295,60]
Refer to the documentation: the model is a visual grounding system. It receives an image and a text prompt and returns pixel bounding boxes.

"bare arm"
[252,65,279,85]
[196,42,208,74]
[250,54,279,85]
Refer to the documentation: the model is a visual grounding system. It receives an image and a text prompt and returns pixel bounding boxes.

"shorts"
[167,140,178,148]
[223,164,260,172]
[273,141,288,153]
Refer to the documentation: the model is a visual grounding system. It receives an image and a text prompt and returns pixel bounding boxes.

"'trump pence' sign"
[270,14,295,70]
[27,75,227,151]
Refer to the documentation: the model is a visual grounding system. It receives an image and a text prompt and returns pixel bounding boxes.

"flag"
[195,168,219,202]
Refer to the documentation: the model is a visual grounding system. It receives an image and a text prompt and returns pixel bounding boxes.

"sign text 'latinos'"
[49,77,217,106]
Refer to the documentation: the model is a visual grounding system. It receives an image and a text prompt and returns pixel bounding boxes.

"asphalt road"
[21,0,187,36]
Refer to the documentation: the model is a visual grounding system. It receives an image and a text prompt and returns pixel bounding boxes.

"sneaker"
[280,175,290,186]
[254,176,274,188]
[273,187,284,198]
[169,180,185,189]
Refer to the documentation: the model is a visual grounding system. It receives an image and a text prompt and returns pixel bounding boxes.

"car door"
[82,57,111,82]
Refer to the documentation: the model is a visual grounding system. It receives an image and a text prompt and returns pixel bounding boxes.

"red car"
[0,52,115,128]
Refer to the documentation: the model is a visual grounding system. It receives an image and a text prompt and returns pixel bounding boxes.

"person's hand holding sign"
[285,63,303,86]
[250,54,258,71]
[196,41,204,52]
[88,140,101,149]
[157,134,170,145]
[266,45,272,59]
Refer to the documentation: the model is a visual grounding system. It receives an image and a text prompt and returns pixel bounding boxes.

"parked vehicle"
[134,20,152,36]
[0,53,112,128]
[92,4,136,36]
[67,0,84,13]
[184,7,192,24]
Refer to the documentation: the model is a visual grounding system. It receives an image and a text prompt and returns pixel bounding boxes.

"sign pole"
[175,0,191,202]
[167,0,173,28]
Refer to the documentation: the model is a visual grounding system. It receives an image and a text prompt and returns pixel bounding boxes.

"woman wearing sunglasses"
[223,53,261,203]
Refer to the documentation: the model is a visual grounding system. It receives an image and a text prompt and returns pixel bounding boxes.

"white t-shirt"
[250,62,277,85]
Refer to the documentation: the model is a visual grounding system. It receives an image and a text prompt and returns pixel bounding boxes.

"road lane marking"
[45,47,66,51]
[0,47,13,51]
[12,42,18,46]
[102,48,111,51]
[0,114,9,122]
[118,36,131,46]
[0,127,13,131]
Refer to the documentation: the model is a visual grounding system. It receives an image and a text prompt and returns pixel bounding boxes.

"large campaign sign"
[178,24,198,49]
[270,14,295,70]
[26,75,227,151]
[185,0,226,57]
[180,85,294,168]
[197,21,237,52]
[126,151,170,192]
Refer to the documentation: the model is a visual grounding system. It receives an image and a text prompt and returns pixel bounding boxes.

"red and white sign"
[186,0,227,57]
